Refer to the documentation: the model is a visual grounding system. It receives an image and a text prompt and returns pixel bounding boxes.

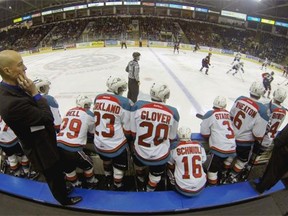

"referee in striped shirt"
[126,52,141,103]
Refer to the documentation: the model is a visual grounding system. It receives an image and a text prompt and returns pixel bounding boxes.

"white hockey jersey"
[230,96,269,145]
[261,102,286,148]
[57,107,94,151]
[235,52,242,60]
[169,140,207,193]
[93,93,132,157]
[43,94,62,130]
[200,109,236,157]
[0,116,18,147]
[233,62,244,71]
[131,100,180,165]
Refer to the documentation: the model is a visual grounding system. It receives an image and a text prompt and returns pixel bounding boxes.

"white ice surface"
[22,47,288,133]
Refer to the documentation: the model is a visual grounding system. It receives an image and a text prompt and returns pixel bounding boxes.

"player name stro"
[271,112,285,120]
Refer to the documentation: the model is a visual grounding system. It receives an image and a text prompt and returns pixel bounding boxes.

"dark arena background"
[0,0,288,215]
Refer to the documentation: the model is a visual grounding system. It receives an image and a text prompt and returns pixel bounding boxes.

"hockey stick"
[239,70,245,82]
[196,113,204,119]
[127,144,139,192]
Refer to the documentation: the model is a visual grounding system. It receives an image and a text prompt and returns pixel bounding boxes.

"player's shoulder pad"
[86,109,94,117]
[257,102,269,121]
[115,95,132,111]
[166,104,180,122]
[203,110,214,119]
[131,100,149,111]
[170,139,179,150]
[43,95,59,108]
[236,95,246,101]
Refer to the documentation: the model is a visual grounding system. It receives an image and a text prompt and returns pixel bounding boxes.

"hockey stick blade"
[196,113,204,119]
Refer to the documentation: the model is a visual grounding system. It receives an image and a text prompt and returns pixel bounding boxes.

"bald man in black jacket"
[0,50,82,205]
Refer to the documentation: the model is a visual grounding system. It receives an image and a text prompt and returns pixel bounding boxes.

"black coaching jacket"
[0,82,60,171]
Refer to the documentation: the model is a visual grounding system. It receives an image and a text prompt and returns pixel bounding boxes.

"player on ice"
[262,71,274,98]
[173,40,180,54]
[261,58,269,70]
[231,52,242,65]
[200,53,212,75]
[193,43,200,52]
[226,62,244,76]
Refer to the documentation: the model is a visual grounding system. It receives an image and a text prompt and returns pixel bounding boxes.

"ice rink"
[23,47,288,132]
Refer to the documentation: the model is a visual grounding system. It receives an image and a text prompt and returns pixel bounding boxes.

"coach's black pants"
[257,144,288,191]
[42,160,69,205]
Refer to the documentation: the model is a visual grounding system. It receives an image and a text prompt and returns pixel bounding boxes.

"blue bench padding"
[0,173,284,213]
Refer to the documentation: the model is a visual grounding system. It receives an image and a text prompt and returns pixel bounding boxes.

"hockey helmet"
[106,76,127,95]
[249,81,265,97]
[150,82,170,102]
[76,95,92,109]
[177,126,191,140]
[33,77,51,95]
[273,88,287,103]
[213,96,227,109]
[132,52,141,59]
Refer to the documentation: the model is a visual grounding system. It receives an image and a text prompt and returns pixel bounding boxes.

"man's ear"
[2,66,10,75]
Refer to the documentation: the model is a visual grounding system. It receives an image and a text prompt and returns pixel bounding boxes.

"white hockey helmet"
[150,82,170,102]
[273,88,287,103]
[33,77,51,95]
[213,96,227,109]
[106,76,127,95]
[249,81,265,97]
[177,126,191,140]
[76,95,92,109]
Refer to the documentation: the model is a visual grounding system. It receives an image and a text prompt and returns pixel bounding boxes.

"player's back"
[93,93,131,153]
[57,107,94,148]
[200,109,236,154]
[131,100,179,163]
[171,140,206,192]
[43,94,62,129]
[230,96,268,142]
[262,103,287,146]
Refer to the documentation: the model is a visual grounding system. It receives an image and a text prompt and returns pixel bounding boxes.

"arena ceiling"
[0,0,287,25]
